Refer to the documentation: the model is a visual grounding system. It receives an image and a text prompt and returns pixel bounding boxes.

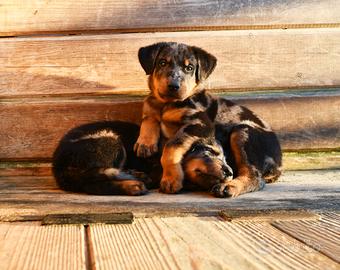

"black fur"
[52,121,155,195]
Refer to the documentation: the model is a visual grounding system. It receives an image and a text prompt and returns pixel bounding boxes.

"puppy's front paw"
[160,178,183,194]
[211,181,241,198]
[134,137,158,157]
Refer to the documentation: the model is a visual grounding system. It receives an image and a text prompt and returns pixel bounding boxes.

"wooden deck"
[0,170,339,269]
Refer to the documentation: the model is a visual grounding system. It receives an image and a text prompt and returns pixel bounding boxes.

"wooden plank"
[1,151,339,177]
[0,99,142,160]
[1,0,340,36]
[283,151,340,171]
[0,223,86,270]
[89,217,339,270]
[219,209,318,222]
[0,161,52,176]
[1,94,339,160]
[1,28,340,97]
[272,213,340,263]
[0,170,339,220]
[42,213,133,225]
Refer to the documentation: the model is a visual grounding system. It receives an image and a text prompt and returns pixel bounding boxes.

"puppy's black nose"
[168,83,180,92]
[222,165,233,178]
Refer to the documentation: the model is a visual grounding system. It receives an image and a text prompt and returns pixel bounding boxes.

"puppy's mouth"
[195,169,232,182]
[159,92,181,101]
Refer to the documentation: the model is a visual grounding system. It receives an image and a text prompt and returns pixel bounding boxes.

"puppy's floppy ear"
[192,46,217,83]
[138,42,168,75]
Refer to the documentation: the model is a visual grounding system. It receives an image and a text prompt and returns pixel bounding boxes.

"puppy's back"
[52,121,140,193]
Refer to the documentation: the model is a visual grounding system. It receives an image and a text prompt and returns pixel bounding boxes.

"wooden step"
[1,90,339,160]
[0,170,339,220]
[1,28,340,97]
[1,0,340,36]
[1,151,339,177]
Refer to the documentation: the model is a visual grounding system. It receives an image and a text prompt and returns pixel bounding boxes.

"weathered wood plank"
[272,213,340,263]
[1,0,340,36]
[0,170,339,220]
[0,223,86,270]
[89,217,339,270]
[1,94,339,160]
[283,151,340,171]
[0,161,52,176]
[220,219,340,269]
[1,151,339,177]
[1,29,340,97]
[42,212,133,225]
[219,209,318,222]
[0,99,142,160]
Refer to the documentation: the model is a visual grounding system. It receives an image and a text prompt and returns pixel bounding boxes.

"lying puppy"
[134,42,282,197]
[52,121,231,195]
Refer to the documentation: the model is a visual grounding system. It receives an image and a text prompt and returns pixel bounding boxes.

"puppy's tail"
[262,157,282,183]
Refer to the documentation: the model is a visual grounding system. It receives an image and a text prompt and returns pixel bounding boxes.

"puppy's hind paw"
[123,181,149,196]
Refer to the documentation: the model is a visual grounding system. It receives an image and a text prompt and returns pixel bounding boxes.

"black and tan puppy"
[134,42,282,197]
[52,121,231,195]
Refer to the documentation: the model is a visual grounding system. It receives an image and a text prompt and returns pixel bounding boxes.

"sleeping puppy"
[52,121,232,195]
[134,42,282,197]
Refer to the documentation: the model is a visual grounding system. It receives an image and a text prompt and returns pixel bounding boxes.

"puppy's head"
[138,42,217,103]
[182,139,233,191]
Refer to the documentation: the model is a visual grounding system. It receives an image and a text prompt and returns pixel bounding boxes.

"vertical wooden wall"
[0,0,339,160]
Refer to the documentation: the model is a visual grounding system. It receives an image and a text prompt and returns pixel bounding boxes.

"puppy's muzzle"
[222,165,233,180]
[167,82,180,92]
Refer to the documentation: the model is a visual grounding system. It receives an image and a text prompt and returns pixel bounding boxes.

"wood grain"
[89,217,339,270]
[1,29,340,97]
[0,170,339,220]
[1,0,340,35]
[272,213,340,263]
[0,223,86,270]
[42,212,133,225]
[219,209,318,222]
[0,161,52,176]
[0,99,143,160]
[1,151,339,177]
[1,94,339,160]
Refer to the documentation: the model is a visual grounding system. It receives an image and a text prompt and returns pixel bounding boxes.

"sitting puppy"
[134,42,282,197]
[52,121,231,195]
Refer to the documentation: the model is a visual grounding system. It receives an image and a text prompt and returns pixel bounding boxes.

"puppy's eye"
[190,145,204,153]
[184,64,194,72]
[205,147,220,156]
[159,60,167,67]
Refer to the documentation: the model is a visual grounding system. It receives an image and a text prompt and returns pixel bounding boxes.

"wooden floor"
[0,170,339,269]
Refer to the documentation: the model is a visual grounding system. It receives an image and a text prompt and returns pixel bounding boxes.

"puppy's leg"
[212,127,265,198]
[81,168,148,196]
[134,96,162,157]
[160,135,198,194]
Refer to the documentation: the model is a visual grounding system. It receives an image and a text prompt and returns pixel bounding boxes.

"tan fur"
[225,129,261,197]
[162,108,197,123]
[70,130,118,143]
[160,136,198,193]
[134,96,162,156]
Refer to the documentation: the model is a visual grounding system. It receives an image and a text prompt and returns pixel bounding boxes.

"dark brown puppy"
[52,121,229,195]
[135,42,282,197]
